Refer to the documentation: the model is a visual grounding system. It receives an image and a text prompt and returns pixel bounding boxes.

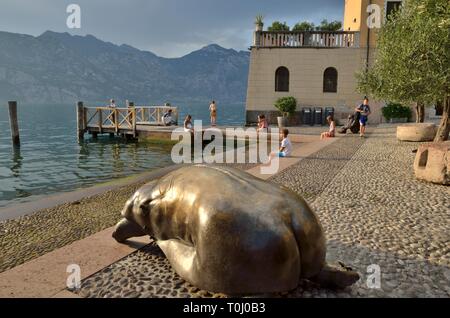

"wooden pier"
[76,102,306,143]
[77,102,179,140]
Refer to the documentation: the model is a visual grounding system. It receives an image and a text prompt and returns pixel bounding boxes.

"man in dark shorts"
[355,97,371,137]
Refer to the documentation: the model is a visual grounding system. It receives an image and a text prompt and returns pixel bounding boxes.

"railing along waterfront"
[254,31,360,48]
[81,105,178,138]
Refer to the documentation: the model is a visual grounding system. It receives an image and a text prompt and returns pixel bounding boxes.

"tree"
[267,21,290,31]
[292,21,315,32]
[356,0,450,141]
[316,19,342,31]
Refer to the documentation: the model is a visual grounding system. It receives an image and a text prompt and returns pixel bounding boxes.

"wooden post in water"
[77,101,85,141]
[8,101,20,147]
[129,102,137,138]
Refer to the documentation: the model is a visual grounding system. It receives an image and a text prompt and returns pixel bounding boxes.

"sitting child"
[320,116,336,140]
[184,115,194,133]
[273,128,292,158]
[257,114,268,133]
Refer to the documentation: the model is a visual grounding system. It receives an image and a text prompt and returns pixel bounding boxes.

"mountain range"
[0,31,250,105]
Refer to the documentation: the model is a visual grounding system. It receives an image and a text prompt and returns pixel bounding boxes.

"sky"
[0,0,343,58]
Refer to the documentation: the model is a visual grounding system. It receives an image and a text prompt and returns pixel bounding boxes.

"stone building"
[245,0,407,125]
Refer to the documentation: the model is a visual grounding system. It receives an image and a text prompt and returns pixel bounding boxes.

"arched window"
[275,67,289,92]
[323,67,338,93]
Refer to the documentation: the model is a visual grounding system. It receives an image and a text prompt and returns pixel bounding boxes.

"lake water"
[0,103,245,208]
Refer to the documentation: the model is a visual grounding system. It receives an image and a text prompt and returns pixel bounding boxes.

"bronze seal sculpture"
[113,165,359,294]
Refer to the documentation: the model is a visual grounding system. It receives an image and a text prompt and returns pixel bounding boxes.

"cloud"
[0,0,343,57]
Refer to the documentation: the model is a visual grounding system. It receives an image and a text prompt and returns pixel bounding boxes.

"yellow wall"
[344,0,396,48]
[343,0,363,32]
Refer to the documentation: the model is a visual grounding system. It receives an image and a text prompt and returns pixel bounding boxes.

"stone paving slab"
[0,227,150,298]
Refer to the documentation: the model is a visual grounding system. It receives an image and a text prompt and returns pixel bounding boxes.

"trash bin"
[324,107,335,120]
[314,107,323,125]
[302,107,312,126]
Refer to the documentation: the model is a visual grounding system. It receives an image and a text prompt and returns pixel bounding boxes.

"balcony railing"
[253,31,360,48]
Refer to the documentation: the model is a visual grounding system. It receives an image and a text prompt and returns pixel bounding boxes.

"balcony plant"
[381,103,412,123]
[255,14,264,31]
[275,96,297,127]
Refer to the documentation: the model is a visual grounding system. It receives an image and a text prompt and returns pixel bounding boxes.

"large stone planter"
[397,123,437,142]
[414,141,450,185]
[277,116,288,128]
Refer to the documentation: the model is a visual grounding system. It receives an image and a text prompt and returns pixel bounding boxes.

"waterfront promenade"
[0,125,448,298]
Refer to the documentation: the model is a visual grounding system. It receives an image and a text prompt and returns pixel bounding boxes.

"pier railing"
[254,31,360,48]
[134,106,178,125]
[81,105,178,137]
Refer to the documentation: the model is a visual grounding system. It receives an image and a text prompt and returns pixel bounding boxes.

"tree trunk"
[416,102,425,123]
[434,95,450,142]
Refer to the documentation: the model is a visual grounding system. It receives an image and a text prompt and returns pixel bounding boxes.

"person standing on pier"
[209,101,217,127]
[109,99,117,108]
[108,99,117,126]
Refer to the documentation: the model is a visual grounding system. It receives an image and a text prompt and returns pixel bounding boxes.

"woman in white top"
[321,116,336,140]
[184,115,194,133]
[209,101,217,126]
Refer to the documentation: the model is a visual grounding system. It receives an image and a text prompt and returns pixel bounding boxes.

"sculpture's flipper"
[310,263,360,289]
[157,239,197,284]
[112,218,147,243]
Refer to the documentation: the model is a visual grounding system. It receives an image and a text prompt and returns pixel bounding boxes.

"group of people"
[183,97,371,160]
[270,97,371,159]
[319,97,371,139]
[107,96,371,160]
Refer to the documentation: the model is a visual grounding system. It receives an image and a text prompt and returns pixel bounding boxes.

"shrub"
[267,21,290,31]
[382,103,412,121]
[292,21,315,32]
[275,97,297,116]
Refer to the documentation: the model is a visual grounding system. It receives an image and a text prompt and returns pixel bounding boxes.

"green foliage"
[381,103,412,120]
[292,21,315,31]
[274,97,297,116]
[316,19,342,31]
[255,14,264,26]
[273,20,343,32]
[267,21,290,31]
[356,0,450,105]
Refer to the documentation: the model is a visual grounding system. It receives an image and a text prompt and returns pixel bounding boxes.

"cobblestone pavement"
[77,126,449,298]
[0,183,143,273]
[269,134,366,201]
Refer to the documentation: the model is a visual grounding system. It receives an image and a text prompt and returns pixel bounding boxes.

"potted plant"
[275,96,297,127]
[255,14,264,31]
[382,103,412,123]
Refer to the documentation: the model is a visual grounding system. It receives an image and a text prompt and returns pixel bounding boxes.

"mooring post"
[77,101,85,141]
[8,101,20,147]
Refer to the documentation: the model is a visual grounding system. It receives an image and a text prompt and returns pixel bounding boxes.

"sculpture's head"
[121,180,160,234]
[112,180,162,243]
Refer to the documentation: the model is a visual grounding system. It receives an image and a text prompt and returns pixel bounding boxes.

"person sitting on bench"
[162,109,177,126]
